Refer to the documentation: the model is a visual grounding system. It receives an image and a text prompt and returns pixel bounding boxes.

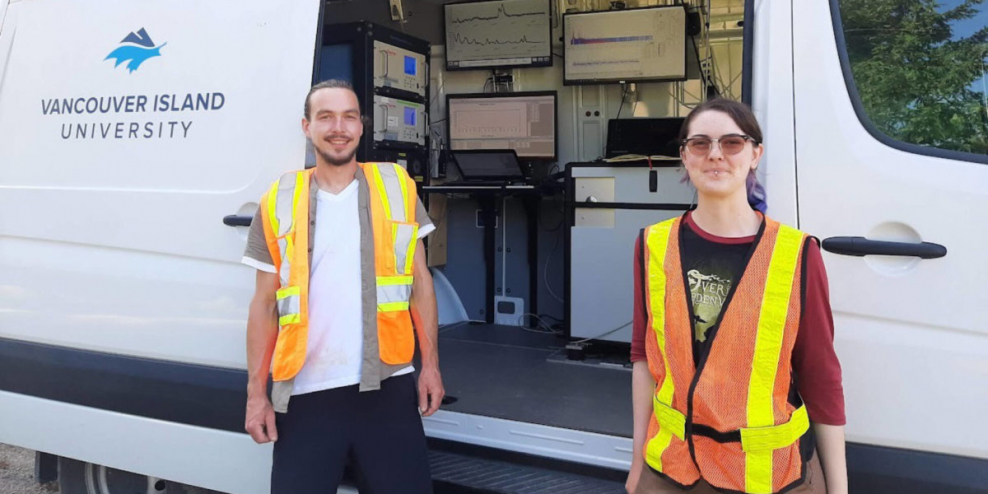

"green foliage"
[838,0,988,154]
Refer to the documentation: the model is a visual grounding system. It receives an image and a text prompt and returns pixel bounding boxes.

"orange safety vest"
[258,163,419,382]
[642,215,811,494]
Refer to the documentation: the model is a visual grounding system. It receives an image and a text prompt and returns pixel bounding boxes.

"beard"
[312,136,357,167]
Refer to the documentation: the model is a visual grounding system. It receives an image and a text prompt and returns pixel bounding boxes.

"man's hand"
[245,269,280,445]
[417,365,445,417]
[245,394,278,444]
[625,459,643,493]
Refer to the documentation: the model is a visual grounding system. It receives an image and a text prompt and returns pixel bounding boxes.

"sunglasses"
[681,134,758,156]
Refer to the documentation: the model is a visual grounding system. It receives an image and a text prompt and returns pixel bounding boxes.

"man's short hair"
[304,79,366,122]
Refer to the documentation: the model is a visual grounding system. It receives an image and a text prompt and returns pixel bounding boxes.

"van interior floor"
[430,322,633,438]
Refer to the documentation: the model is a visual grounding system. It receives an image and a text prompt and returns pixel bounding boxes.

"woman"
[626,99,847,494]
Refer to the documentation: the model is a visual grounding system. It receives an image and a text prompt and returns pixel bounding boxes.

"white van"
[0,0,985,493]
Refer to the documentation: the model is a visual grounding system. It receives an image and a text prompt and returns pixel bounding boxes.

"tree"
[838,0,988,155]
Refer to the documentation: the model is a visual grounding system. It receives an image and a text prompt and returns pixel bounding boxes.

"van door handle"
[223,215,252,227]
[821,237,947,259]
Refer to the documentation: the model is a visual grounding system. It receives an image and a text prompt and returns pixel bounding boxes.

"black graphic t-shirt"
[680,213,755,361]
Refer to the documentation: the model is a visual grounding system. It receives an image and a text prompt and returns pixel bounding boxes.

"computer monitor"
[444,0,553,71]
[563,5,687,85]
[451,150,527,181]
[446,91,557,160]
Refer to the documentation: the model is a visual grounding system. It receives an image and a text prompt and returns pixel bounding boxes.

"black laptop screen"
[452,151,525,181]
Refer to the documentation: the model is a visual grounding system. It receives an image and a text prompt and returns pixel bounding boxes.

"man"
[242,79,443,494]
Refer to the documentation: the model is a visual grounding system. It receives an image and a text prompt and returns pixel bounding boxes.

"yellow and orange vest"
[642,215,811,494]
[259,163,419,381]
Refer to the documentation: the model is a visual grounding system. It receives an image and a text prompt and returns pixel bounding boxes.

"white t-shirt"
[291,180,432,396]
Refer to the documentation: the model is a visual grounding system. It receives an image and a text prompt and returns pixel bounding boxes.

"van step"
[429,450,626,494]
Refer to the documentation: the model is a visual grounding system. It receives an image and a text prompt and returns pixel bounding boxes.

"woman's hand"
[625,459,643,493]
[813,423,848,494]
[630,361,656,494]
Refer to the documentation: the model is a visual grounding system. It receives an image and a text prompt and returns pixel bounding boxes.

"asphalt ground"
[0,444,57,494]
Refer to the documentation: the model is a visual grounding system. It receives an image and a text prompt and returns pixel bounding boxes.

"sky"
[938,0,987,39]
[937,0,987,95]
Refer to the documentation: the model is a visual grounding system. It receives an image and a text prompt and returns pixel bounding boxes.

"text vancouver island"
[41,92,225,140]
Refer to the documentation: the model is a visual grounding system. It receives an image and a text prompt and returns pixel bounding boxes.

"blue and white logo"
[104,28,166,73]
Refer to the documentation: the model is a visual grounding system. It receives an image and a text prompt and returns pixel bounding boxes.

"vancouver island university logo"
[42,26,226,142]
[104,28,166,73]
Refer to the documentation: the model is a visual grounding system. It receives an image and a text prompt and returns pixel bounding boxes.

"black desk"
[422,184,544,324]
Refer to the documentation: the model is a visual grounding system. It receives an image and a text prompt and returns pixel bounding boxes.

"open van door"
[0,1,320,492]
[792,0,988,492]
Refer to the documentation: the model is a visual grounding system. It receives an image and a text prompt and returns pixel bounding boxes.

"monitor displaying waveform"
[563,5,687,85]
[444,0,552,71]
[449,32,544,47]
[449,3,546,24]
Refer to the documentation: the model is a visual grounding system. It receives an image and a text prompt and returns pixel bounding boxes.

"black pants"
[271,374,433,494]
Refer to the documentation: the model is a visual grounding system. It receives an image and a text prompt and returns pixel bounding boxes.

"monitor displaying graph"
[563,6,687,85]
[447,92,557,160]
[444,0,553,71]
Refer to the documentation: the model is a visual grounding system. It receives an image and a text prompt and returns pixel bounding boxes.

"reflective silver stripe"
[278,294,301,320]
[274,172,301,287]
[275,173,298,237]
[278,251,291,286]
[376,163,407,222]
[377,284,412,305]
[393,222,416,275]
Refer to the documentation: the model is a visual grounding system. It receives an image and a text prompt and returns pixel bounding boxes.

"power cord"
[615,83,628,119]
[517,313,563,334]
[571,320,632,344]
[543,233,564,304]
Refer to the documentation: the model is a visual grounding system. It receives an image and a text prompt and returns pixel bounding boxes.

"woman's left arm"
[813,423,848,494]
[793,238,848,494]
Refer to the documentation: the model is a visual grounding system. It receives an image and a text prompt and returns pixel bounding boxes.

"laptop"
[447,149,529,186]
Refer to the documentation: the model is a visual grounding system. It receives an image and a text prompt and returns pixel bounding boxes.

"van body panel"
[0,390,269,494]
[0,0,11,36]
[0,0,319,488]
[793,0,988,460]
[0,0,320,366]
[0,1,16,86]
